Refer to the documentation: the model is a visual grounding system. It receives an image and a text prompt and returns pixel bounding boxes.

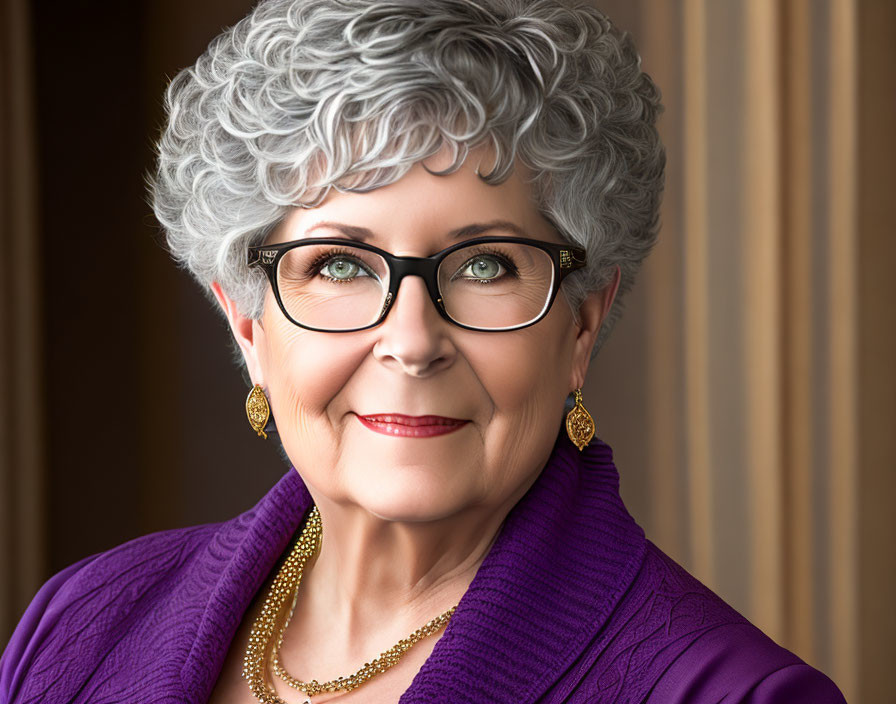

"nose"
[371,275,456,378]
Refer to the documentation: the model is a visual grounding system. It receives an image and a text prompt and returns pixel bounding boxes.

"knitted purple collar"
[181,431,646,702]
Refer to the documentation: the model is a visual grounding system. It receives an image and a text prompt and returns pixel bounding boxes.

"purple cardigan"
[1,433,846,703]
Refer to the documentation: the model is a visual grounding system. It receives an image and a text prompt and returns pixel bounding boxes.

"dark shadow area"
[32,0,286,575]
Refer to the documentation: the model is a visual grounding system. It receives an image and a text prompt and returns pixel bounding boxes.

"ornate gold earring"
[565,388,595,451]
[246,384,270,440]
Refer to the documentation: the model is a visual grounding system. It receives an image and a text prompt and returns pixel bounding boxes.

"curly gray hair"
[151,0,664,356]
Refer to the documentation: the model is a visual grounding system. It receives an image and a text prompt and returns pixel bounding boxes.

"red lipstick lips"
[356,413,469,438]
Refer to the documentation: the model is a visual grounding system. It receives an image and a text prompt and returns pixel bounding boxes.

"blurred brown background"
[1,0,894,702]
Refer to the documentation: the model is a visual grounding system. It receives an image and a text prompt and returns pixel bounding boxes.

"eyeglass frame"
[246,235,587,333]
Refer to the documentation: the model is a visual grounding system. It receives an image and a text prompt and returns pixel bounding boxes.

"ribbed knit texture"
[406,434,645,702]
[1,432,846,703]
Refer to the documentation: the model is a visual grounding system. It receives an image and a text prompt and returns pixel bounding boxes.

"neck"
[310,498,501,622]
[288,482,534,665]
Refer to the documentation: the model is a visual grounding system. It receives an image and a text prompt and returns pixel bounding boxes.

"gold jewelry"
[246,384,271,439]
[244,507,322,703]
[272,606,456,698]
[243,506,458,703]
[565,388,595,451]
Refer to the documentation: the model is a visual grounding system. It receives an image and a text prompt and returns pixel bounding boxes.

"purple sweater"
[1,433,846,703]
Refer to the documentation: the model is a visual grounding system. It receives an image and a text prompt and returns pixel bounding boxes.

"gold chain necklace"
[243,506,458,703]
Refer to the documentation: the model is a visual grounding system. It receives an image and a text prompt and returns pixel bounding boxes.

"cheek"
[259,311,368,435]
[500,322,569,383]
[464,325,572,428]
[461,318,578,481]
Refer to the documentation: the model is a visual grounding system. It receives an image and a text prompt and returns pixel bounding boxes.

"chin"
[345,468,475,524]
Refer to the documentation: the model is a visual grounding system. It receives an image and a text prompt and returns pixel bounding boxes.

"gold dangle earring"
[565,388,595,451]
[246,384,271,439]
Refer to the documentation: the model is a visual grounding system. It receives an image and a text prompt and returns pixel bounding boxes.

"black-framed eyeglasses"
[247,236,586,332]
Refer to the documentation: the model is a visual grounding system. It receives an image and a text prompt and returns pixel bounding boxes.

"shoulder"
[560,539,845,703]
[643,619,847,703]
[0,470,308,704]
[0,520,229,702]
[632,540,846,703]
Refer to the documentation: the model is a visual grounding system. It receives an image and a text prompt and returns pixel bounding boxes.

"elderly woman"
[1,1,846,702]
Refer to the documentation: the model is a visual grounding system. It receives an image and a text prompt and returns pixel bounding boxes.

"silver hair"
[150,0,664,356]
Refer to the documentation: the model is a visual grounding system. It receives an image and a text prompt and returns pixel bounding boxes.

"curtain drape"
[589,2,895,703]
[0,0,46,645]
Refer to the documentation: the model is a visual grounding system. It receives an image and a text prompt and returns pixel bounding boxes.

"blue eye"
[310,251,376,283]
[453,252,517,283]
[467,257,502,279]
[321,257,365,281]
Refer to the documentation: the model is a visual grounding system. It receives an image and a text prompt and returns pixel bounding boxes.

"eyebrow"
[303,219,531,242]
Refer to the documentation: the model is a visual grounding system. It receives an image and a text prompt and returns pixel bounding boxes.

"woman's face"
[217,148,616,523]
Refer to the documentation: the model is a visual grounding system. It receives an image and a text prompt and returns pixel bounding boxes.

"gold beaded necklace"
[243,506,458,703]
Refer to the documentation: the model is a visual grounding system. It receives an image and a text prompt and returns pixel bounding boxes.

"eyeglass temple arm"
[557,246,587,281]
[247,246,281,267]
[247,247,282,286]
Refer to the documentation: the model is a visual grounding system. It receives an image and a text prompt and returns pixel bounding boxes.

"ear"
[210,281,266,386]
[568,265,621,391]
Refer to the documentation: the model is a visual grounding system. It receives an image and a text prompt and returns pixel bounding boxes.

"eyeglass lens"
[275,241,556,331]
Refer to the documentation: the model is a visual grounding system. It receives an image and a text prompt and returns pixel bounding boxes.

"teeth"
[362,415,461,427]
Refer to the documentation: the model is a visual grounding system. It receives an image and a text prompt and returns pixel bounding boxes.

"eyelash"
[307,248,371,282]
[458,248,520,282]
[296,244,520,283]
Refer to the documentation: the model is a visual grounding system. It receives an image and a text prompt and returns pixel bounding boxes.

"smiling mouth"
[355,413,469,438]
